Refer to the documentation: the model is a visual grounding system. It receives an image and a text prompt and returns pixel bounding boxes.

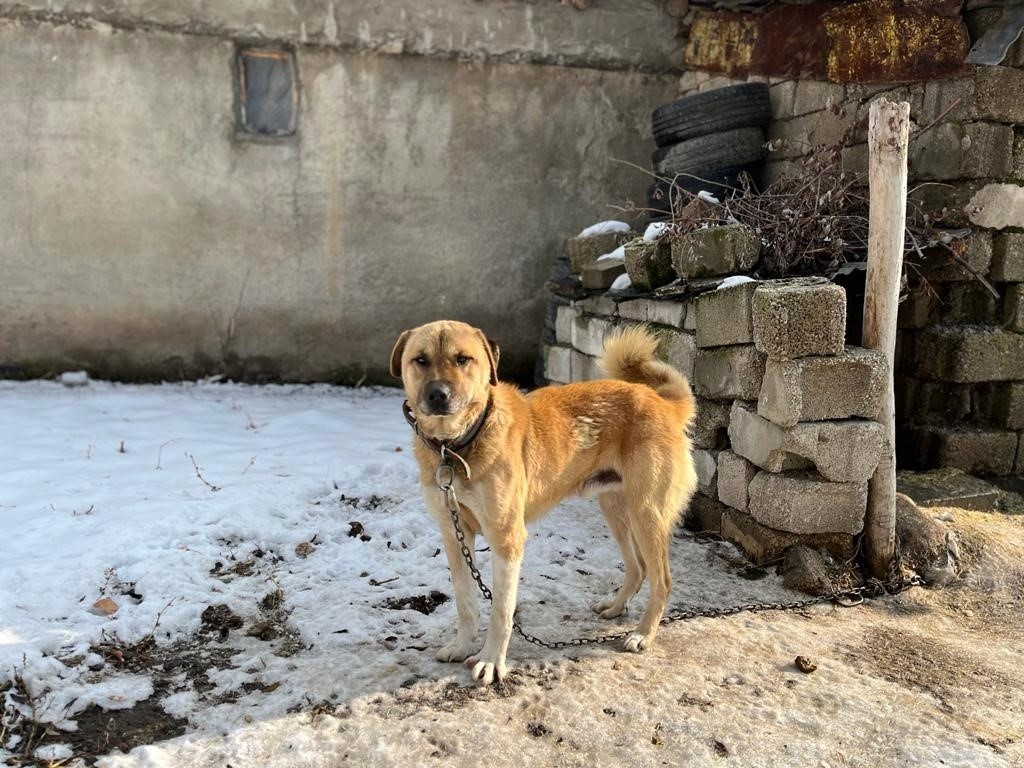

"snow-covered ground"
[2,381,1022,767]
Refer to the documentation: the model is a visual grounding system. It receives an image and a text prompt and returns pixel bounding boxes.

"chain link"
[434,460,924,650]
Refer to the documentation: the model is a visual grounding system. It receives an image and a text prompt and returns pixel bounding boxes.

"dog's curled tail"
[600,324,694,403]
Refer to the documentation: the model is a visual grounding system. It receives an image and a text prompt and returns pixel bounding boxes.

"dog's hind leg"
[622,513,671,653]
[592,490,646,619]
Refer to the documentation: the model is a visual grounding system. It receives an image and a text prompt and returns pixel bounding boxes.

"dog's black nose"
[425,381,452,413]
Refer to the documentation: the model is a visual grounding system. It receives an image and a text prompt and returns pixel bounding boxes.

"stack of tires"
[648,83,772,220]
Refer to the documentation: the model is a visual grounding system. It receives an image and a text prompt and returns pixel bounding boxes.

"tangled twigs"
[655,144,966,285]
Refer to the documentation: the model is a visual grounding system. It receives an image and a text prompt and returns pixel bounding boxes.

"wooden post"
[862,98,910,579]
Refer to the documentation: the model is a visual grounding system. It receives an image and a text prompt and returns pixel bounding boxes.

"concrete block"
[757,346,887,427]
[656,328,696,379]
[555,305,576,344]
[623,237,674,290]
[769,80,796,121]
[897,468,1002,512]
[695,280,758,348]
[617,298,690,328]
[747,471,867,535]
[991,232,1024,282]
[905,425,1019,476]
[915,325,1024,383]
[577,295,617,318]
[1004,284,1024,332]
[671,224,760,279]
[978,382,1024,430]
[570,349,602,382]
[910,122,1013,181]
[545,345,572,384]
[685,494,727,534]
[942,283,999,325]
[752,278,846,361]
[899,379,973,423]
[693,448,719,499]
[721,508,855,563]
[689,397,732,450]
[567,232,631,273]
[717,450,757,512]
[581,260,626,290]
[729,402,884,483]
[972,66,1024,124]
[897,289,940,330]
[571,315,614,357]
[694,345,766,401]
[966,183,1024,230]
[909,179,987,228]
[791,80,844,118]
[915,231,993,282]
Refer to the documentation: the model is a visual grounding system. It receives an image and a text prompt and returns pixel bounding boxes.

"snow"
[716,275,756,290]
[696,191,721,204]
[609,274,632,292]
[642,222,670,241]
[595,245,625,263]
[1,381,1021,767]
[577,220,630,238]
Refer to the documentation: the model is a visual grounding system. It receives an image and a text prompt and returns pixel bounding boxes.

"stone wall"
[0,1,681,383]
[657,8,1024,477]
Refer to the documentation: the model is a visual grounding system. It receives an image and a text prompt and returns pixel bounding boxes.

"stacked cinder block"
[695,277,889,563]
[893,230,1024,476]
[545,222,894,564]
[547,294,697,385]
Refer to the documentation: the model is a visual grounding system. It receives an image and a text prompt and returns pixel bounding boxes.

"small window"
[237,47,297,137]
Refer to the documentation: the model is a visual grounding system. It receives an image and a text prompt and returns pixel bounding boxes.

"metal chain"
[434,460,925,651]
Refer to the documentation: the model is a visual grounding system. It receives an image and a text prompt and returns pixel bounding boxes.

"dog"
[390,320,697,685]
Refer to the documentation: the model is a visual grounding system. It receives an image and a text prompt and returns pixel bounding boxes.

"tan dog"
[390,320,697,684]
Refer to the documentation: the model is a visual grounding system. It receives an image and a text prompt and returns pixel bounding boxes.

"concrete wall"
[0,2,681,382]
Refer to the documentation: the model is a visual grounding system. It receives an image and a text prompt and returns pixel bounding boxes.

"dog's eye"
[413,356,429,367]
[455,355,472,366]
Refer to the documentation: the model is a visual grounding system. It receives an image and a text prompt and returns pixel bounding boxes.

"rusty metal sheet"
[823,0,969,82]
[684,0,969,83]
[684,12,757,77]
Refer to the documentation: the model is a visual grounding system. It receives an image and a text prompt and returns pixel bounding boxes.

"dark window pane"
[239,49,296,136]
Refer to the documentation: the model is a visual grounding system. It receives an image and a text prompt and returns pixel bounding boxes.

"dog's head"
[390,321,499,439]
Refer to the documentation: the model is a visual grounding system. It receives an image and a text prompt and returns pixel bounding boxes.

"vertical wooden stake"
[863,98,910,579]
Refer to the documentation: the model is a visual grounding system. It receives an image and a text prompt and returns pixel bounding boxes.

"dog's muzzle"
[422,380,456,415]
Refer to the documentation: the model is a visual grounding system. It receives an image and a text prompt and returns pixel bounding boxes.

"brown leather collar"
[402,397,492,475]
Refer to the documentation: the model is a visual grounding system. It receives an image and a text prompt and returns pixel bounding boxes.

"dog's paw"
[623,632,650,653]
[465,655,508,686]
[591,599,626,620]
[436,639,477,663]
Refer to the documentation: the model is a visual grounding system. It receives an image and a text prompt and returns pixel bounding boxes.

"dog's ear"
[475,330,500,386]
[389,330,411,378]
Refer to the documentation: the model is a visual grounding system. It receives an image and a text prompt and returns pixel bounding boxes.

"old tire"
[652,83,771,148]
[652,126,766,177]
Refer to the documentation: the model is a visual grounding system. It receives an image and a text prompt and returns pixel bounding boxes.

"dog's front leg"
[428,495,481,663]
[467,520,525,685]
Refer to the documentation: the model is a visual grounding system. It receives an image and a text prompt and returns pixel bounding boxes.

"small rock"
[90,597,119,616]
[782,545,843,596]
[794,656,817,674]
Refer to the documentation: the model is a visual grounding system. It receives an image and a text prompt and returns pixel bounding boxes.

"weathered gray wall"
[0,2,680,382]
